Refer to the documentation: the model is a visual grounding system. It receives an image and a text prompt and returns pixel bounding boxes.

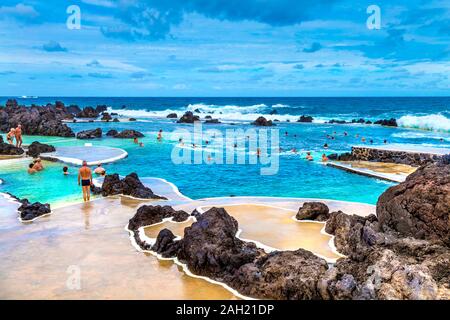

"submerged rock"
[101,173,166,200]
[377,162,450,244]
[26,141,55,157]
[18,199,51,221]
[166,113,178,118]
[296,202,330,221]
[113,130,144,138]
[177,111,200,124]
[106,129,118,136]
[76,128,102,139]
[252,116,275,126]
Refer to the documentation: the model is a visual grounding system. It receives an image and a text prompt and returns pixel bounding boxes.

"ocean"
[0,96,449,205]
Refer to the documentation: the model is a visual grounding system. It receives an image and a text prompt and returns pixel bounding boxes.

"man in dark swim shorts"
[78,160,93,202]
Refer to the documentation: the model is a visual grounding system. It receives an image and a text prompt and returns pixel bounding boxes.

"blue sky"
[0,0,449,96]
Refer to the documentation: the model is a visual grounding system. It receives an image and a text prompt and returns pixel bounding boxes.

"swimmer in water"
[28,163,37,174]
[256,148,261,158]
[306,152,313,161]
[344,132,348,136]
[178,138,184,146]
[291,148,297,153]
[361,137,366,143]
[133,137,138,144]
[321,154,328,162]
[323,143,329,149]
[157,129,163,140]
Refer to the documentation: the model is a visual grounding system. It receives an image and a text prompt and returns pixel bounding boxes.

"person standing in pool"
[157,129,163,141]
[15,124,22,148]
[78,160,93,202]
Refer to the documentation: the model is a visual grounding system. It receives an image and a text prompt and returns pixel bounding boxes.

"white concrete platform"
[41,146,128,166]
[354,144,450,155]
[327,161,407,183]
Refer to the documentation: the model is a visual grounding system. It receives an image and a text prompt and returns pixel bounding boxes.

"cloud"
[130,71,153,79]
[42,41,68,52]
[0,3,39,21]
[0,71,16,76]
[88,72,113,78]
[81,0,117,8]
[101,0,336,41]
[86,60,103,67]
[303,42,323,53]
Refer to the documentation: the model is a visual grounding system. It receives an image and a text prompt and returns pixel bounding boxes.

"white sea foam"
[397,114,450,132]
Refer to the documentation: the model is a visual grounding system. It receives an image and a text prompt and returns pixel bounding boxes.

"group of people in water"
[6,124,23,147]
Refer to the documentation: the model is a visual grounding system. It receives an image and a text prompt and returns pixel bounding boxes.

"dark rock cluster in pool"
[130,161,449,300]
[296,202,330,221]
[113,130,144,138]
[17,199,51,221]
[100,172,167,200]
[76,128,102,139]
[0,99,75,137]
[26,141,55,158]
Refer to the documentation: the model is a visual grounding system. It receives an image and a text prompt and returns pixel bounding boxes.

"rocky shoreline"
[128,159,449,300]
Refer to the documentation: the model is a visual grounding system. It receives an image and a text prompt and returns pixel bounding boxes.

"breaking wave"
[397,114,450,132]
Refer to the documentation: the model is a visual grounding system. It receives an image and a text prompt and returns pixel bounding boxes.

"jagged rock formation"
[113,130,144,138]
[17,199,51,221]
[76,106,99,118]
[0,99,75,137]
[101,173,166,199]
[177,111,200,123]
[296,202,330,221]
[252,116,275,126]
[297,115,313,123]
[76,128,102,139]
[26,141,55,157]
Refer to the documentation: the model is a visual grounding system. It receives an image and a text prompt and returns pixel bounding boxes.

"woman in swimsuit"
[6,128,15,144]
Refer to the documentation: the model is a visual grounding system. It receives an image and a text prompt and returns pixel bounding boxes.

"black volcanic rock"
[101,112,112,121]
[128,205,189,231]
[66,105,81,115]
[76,128,102,139]
[177,111,200,124]
[106,129,118,136]
[0,142,24,155]
[76,106,99,118]
[96,105,108,113]
[101,173,166,200]
[113,129,144,138]
[296,202,330,221]
[204,119,221,124]
[252,116,275,126]
[374,118,398,127]
[327,152,354,161]
[166,113,178,118]
[297,115,313,123]
[27,141,55,157]
[377,162,450,244]
[18,199,51,221]
[152,229,181,257]
[0,103,75,137]
[177,207,263,278]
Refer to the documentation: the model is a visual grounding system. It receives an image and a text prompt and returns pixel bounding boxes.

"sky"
[0,0,449,97]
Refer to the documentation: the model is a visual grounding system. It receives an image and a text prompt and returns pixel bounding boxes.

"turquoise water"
[1,97,449,205]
